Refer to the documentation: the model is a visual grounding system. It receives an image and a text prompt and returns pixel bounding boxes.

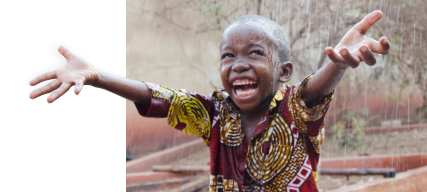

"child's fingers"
[379,37,390,54]
[58,46,75,60]
[339,48,360,68]
[30,80,61,99]
[359,45,376,66]
[365,37,390,55]
[325,47,342,64]
[74,80,84,95]
[47,83,72,103]
[353,10,383,35]
[30,71,56,86]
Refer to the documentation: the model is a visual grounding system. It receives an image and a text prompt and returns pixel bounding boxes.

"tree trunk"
[423,89,427,119]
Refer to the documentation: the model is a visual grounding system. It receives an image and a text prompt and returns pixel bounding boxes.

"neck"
[240,94,273,117]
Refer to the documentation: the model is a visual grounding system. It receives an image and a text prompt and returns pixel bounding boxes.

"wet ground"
[322,127,427,158]
[317,175,384,191]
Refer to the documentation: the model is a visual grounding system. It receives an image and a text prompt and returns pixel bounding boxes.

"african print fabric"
[135,74,333,192]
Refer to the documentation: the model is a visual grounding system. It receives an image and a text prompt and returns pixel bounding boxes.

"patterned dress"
[134,75,333,192]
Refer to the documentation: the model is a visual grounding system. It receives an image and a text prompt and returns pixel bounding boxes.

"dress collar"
[216,85,290,141]
[268,85,288,111]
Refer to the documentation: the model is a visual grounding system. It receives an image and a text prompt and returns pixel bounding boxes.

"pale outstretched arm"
[302,10,390,107]
[30,46,151,105]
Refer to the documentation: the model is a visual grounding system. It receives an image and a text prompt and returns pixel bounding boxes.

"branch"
[324,0,334,13]
[172,26,219,90]
[127,2,209,34]
[256,0,262,15]
[219,2,246,24]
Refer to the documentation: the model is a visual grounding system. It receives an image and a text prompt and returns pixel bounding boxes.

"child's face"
[220,22,286,112]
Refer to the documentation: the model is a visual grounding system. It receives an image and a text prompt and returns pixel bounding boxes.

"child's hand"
[325,10,390,68]
[29,46,99,103]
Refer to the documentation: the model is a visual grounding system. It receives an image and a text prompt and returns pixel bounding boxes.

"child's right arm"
[30,46,151,105]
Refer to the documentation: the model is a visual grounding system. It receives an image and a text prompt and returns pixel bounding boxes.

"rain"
[125,0,427,191]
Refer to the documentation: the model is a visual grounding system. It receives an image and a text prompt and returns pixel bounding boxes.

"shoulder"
[212,89,229,101]
[211,89,229,110]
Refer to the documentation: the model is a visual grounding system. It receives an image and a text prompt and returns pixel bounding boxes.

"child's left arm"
[302,10,390,107]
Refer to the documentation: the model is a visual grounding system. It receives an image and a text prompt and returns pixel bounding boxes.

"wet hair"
[223,15,291,63]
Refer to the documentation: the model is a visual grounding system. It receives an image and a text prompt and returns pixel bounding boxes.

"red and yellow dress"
[135,75,333,192]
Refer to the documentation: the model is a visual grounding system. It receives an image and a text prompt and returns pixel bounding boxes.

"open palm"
[326,10,390,68]
[29,46,98,103]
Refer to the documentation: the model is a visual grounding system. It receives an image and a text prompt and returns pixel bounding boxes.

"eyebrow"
[221,46,233,52]
[221,43,265,52]
[248,43,265,49]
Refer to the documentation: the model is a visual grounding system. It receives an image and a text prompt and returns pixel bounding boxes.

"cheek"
[220,65,228,79]
[266,49,280,67]
[259,66,279,89]
[220,64,227,73]
[220,64,230,87]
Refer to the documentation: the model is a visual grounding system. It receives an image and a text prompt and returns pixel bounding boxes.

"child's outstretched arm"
[302,10,390,106]
[30,46,151,105]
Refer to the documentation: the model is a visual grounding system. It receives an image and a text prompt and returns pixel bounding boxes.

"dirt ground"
[171,126,427,191]
[321,126,427,158]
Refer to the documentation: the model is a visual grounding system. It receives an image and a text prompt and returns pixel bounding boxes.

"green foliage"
[197,0,224,40]
[213,4,220,13]
[415,105,427,120]
[332,109,368,148]
[331,121,346,143]
[387,95,392,103]
[199,21,207,27]
[397,82,407,89]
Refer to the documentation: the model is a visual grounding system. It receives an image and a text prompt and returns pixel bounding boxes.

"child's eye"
[249,50,263,56]
[222,53,234,60]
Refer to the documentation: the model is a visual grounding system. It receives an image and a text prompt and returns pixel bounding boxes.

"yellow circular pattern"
[246,114,293,183]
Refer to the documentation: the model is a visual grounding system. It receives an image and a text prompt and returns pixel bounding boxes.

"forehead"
[220,22,274,50]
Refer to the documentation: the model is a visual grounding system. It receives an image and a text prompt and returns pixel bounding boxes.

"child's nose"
[232,62,250,73]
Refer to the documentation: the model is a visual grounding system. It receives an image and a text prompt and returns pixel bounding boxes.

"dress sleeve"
[288,74,333,153]
[134,83,214,145]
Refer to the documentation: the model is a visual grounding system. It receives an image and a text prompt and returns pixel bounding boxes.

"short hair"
[223,15,291,63]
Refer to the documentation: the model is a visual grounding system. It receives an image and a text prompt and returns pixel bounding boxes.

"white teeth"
[236,88,256,96]
[232,79,257,86]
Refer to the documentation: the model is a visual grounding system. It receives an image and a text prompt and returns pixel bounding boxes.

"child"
[30,11,389,191]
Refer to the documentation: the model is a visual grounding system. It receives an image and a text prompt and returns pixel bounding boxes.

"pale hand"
[29,46,99,103]
[326,10,390,68]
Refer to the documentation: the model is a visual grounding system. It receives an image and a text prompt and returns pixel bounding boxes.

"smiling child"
[30,10,390,192]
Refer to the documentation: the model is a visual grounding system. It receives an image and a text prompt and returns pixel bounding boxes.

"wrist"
[328,60,349,71]
[92,70,103,88]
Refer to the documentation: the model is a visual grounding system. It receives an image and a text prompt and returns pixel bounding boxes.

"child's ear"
[279,62,293,83]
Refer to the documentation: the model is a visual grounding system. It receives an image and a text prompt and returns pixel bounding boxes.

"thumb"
[58,46,75,60]
[74,80,85,95]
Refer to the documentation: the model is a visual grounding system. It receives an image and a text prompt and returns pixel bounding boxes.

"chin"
[232,98,262,112]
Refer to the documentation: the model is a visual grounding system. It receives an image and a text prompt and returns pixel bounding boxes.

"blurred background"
[126,0,427,191]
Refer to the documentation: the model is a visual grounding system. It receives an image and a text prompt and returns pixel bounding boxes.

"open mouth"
[231,79,259,98]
